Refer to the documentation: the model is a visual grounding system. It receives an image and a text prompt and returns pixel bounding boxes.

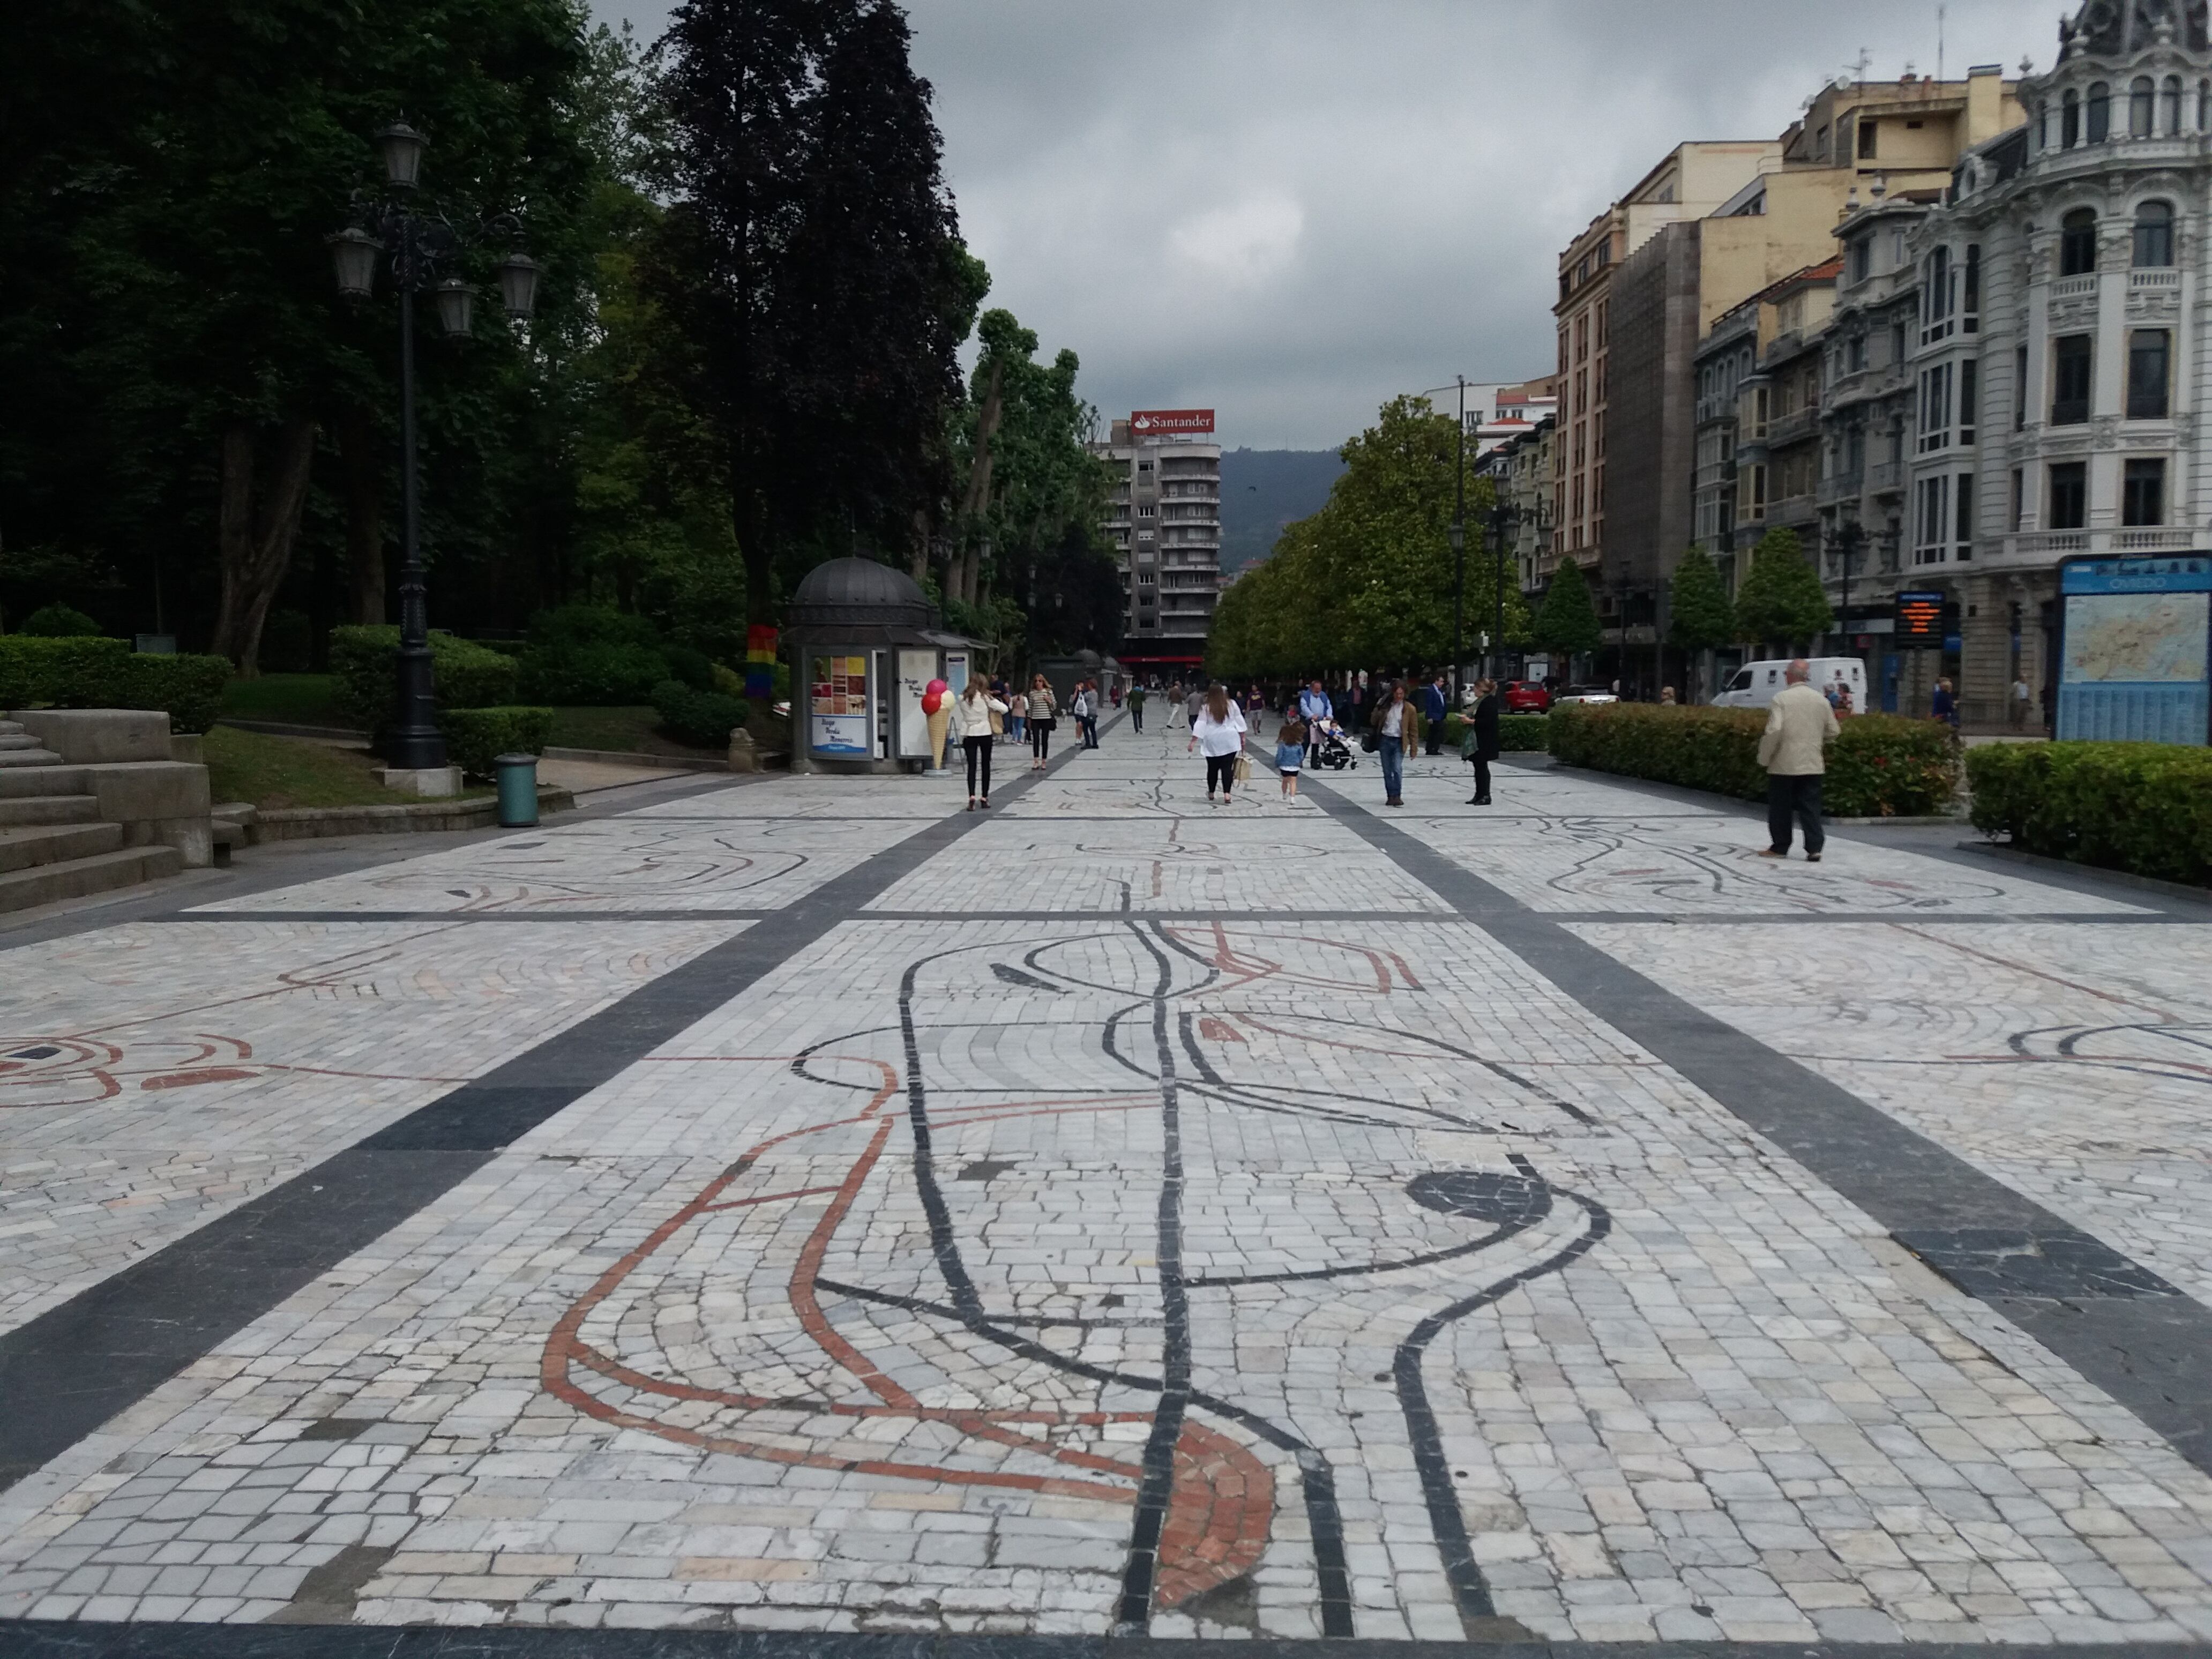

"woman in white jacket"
[1186,683,1247,805]
[947,681,1009,809]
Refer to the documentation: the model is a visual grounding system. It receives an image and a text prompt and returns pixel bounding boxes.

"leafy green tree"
[1533,557,1602,660]
[1667,543,1737,685]
[1733,527,1833,652]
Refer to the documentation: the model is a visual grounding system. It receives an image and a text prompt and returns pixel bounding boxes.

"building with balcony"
[1090,419,1221,673]
[1474,413,1557,602]
[1857,0,2212,725]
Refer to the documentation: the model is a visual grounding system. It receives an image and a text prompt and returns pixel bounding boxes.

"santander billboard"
[1130,408,1214,436]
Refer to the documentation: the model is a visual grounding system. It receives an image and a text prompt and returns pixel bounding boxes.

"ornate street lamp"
[1451,376,1467,701]
[328,118,537,773]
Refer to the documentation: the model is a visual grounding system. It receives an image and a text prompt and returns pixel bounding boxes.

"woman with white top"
[946,681,1010,809]
[1186,683,1248,805]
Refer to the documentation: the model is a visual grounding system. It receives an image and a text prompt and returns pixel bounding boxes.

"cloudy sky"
[588,0,2064,449]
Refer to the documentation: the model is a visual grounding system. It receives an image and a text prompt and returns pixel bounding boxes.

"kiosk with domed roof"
[782,557,982,774]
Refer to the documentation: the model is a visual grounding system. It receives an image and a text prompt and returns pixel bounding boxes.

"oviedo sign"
[1130,408,1214,436]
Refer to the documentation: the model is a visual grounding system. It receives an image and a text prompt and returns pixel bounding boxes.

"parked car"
[1551,684,1618,706]
[1712,657,1869,713]
[1501,679,1551,713]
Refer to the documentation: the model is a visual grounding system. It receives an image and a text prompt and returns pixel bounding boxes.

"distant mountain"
[1218,447,1345,573]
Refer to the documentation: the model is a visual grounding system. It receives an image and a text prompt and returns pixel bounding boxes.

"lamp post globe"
[327,227,379,298]
[373,121,428,190]
[434,278,475,339]
[497,253,541,320]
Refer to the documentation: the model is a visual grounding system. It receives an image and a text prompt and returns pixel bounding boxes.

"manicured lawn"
[204,724,487,809]
[219,673,345,727]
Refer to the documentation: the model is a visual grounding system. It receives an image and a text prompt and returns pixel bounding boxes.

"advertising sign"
[1895,591,1946,646]
[2057,555,2211,745]
[1129,408,1214,436]
[894,648,936,758]
[808,653,871,756]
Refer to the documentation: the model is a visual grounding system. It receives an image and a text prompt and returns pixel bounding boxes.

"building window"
[1959,358,1977,444]
[2009,468,2025,532]
[2088,81,2111,141]
[1138,504,1155,517]
[2048,461,2088,529]
[2123,458,2168,526]
[2133,199,2174,267]
[1915,475,1951,563]
[1848,236,1871,285]
[2132,76,2155,137]
[1954,474,1974,558]
[2063,88,2081,147]
[2165,75,2185,133]
[2060,208,2098,275]
[1858,118,1878,159]
[2128,329,2171,418]
[1847,333,1866,372]
[1918,362,1953,451]
[2051,335,2093,424]
[1963,244,1981,329]
[1923,246,1954,341]
[2014,343,2029,430]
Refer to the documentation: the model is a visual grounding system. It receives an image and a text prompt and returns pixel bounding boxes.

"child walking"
[1275,715,1306,799]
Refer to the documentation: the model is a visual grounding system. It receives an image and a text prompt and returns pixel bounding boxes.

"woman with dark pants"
[1187,683,1247,804]
[1027,674,1058,769]
[1462,677,1500,805]
[947,681,1008,809]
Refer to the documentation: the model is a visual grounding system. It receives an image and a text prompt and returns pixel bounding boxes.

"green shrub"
[17,603,104,637]
[438,706,554,780]
[111,654,233,733]
[0,636,230,731]
[512,605,683,705]
[1968,741,2212,886]
[329,626,519,731]
[1499,714,1549,752]
[651,679,747,749]
[1549,703,1958,818]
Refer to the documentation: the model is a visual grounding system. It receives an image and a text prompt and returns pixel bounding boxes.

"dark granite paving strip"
[1298,773,2212,1478]
[1540,910,2198,925]
[0,745,1088,1496]
[0,1625,2204,1659]
[129,907,2207,926]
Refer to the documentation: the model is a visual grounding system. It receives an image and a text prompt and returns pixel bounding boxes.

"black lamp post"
[1485,497,1520,682]
[328,119,539,772]
[1829,519,1865,662]
[1450,375,1467,701]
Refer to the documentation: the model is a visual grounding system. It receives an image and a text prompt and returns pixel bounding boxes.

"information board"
[1895,591,1945,647]
[808,653,871,756]
[894,649,935,759]
[2057,555,2211,745]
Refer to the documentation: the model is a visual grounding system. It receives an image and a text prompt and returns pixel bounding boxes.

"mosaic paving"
[2,722,2210,1647]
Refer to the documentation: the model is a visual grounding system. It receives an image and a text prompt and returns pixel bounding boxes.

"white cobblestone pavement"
[2,720,2210,1645]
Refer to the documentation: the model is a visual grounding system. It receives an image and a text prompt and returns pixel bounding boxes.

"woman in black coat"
[1462,677,1500,805]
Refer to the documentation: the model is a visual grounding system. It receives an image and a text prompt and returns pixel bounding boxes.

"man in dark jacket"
[1422,674,1449,753]
[1462,678,1500,804]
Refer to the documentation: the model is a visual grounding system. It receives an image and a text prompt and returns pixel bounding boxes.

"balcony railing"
[2000,527,2195,560]
[2129,268,2181,294]
[1818,469,1863,505]
[1867,460,1904,493]
[1767,406,1820,445]
[1768,491,1818,525]
[2049,273,2099,302]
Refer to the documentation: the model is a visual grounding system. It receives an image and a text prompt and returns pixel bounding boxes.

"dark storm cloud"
[589,0,2059,447]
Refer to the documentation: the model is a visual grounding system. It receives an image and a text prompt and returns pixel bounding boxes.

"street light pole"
[1452,375,1467,702]
[328,119,540,773]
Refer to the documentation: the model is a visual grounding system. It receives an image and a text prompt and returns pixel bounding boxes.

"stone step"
[0,844,182,914]
[0,795,101,828]
[0,734,46,750]
[0,821,124,875]
[0,720,22,736]
[0,747,64,768]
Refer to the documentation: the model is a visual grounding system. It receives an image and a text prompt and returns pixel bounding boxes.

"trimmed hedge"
[1437,711,1550,754]
[652,679,748,749]
[1548,703,1959,818]
[1,636,233,733]
[330,626,519,731]
[1968,741,2212,886]
[437,706,554,780]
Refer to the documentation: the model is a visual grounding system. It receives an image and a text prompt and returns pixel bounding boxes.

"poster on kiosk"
[809,654,871,757]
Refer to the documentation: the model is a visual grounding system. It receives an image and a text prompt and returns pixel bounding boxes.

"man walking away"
[1422,673,1449,755]
[2011,674,2031,730]
[1298,678,1331,764]
[1757,658,1841,862]
[1128,682,1146,733]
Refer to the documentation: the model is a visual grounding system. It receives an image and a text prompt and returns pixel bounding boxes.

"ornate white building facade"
[1875,0,2212,723]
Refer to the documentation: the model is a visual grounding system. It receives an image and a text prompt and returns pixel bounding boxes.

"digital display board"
[1895,590,1946,646]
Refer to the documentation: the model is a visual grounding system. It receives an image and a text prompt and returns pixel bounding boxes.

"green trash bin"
[495,753,540,827]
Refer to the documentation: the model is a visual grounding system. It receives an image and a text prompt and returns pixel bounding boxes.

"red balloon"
[921,690,943,715]
[925,678,947,696]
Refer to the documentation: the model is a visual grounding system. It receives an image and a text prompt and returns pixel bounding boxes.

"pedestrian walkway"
[2,719,2210,1647]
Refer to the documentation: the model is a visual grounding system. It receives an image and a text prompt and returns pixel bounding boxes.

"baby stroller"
[1311,719,1358,770]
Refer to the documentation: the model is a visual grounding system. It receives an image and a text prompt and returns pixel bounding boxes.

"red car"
[1501,680,1551,713]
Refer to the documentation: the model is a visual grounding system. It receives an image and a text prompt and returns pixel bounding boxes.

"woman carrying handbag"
[1188,683,1247,805]
[948,681,1010,809]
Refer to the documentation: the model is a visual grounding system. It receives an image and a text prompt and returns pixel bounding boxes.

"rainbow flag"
[745,625,778,697]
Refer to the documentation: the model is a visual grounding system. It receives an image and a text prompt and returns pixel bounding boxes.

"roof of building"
[787,557,934,631]
[2060,0,2209,59]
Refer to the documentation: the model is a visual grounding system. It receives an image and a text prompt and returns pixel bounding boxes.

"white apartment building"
[1093,420,1222,667]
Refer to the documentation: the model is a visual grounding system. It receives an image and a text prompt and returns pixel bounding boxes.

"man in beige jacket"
[1756,659,1842,861]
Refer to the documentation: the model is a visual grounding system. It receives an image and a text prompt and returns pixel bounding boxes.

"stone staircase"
[0,719,186,913]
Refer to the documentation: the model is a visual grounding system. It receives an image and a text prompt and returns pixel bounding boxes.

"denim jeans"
[1379,734,1404,799]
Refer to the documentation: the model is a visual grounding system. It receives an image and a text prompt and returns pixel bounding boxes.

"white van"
[1713,657,1870,713]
